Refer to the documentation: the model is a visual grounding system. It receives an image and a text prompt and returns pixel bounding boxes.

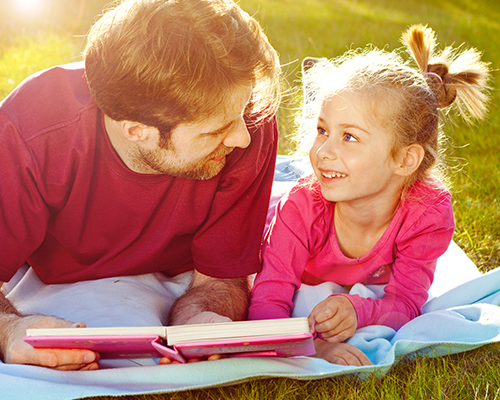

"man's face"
[131,85,253,180]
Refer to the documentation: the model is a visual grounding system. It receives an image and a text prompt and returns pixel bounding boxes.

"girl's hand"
[308,295,357,343]
[312,338,371,366]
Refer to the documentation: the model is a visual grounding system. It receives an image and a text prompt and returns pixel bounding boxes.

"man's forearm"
[0,285,22,361]
[0,284,22,316]
[168,275,250,325]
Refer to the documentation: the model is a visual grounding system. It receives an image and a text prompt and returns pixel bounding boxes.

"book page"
[25,326,168,338]
[166,317,310,345]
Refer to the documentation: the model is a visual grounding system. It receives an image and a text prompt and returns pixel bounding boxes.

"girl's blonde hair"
[299,24,490,191]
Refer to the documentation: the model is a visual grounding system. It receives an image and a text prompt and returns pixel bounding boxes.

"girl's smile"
[318,169,347,180]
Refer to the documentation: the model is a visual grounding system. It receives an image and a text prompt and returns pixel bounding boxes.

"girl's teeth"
[322,172,346,178]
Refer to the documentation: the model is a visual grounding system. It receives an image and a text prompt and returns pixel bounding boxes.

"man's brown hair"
[84,0,280,140]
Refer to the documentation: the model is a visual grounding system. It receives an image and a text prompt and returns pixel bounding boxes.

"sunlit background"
[0,0,107,38]
[0,0,499,287]
[13,0,44,14]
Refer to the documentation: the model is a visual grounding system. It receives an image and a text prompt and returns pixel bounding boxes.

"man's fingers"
[31,348,99,369]
[158,354,224,364]
[3,314,101,370]
[207,354,223,361]
[64,322,87,329]
[159,356,182,365]
[78,362,100,371]
[183,311,232,325]
[54,361,100,371]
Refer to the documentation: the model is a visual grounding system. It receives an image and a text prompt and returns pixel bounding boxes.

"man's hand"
[312,338,372,366]
[308,295,357,343]
[159,271,250,365]
[182,311,232,325]
[2,314,100,370]
[168,271,250,326]
[158,311,231,365]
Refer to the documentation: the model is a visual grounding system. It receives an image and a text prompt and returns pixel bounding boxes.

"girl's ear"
[395,144,425,177]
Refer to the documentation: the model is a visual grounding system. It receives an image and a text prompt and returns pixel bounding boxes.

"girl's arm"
[345,193,455,330]
[248,219,309,320]
[248,185,323,320]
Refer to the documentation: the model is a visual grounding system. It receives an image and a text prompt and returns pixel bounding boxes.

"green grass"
[1,0,499,398]
[85,344,500,400]
[241,0,500,272]
[0,35,82,98]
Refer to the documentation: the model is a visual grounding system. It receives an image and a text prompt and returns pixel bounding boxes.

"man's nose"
[222,117,251,149]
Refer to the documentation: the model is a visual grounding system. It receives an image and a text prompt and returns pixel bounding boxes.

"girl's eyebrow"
[317,116,329,128]
[339,123,371,135]
[318,117,371,135]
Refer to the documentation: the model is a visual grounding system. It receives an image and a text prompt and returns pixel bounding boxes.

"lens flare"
[15,0,44,14]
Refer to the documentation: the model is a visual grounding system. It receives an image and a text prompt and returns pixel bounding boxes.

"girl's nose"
[317,139,337,161]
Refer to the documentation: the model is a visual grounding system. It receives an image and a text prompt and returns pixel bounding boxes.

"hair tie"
[423,71,444,85]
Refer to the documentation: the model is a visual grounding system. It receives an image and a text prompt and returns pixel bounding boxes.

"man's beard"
[133,145,233,180]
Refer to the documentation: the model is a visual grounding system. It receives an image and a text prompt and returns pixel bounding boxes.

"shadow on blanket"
[1,156,499,400]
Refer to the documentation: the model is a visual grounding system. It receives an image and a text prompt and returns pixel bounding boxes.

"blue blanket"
[1,156,499,400]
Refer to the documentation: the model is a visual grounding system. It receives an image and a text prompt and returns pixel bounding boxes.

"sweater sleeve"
[344,191,455,330]
[0,111,50,279]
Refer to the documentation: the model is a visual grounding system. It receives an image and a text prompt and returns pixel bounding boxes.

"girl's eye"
[344,133,357,142]
[317,127,328,136]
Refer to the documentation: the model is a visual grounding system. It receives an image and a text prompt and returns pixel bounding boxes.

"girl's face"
[309,93,405,207]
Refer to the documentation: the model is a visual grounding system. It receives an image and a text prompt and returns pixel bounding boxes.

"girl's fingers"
[318,316,353,334]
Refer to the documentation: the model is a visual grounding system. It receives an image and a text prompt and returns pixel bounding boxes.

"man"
[0,0,280,370]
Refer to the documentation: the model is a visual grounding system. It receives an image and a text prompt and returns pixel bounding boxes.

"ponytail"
[402,24,490,121]
[297,24,491,192]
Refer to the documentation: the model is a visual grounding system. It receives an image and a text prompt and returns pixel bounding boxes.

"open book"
[24,318,315,363]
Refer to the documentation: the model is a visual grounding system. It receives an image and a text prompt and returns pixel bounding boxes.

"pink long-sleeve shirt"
[249,178,455,330]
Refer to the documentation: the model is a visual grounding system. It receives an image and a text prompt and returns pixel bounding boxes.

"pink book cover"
[24,334,186,363]
[24,332,315,363]
[175,333,315,359]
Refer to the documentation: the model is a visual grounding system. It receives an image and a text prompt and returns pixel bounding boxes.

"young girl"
[248,25,490,365]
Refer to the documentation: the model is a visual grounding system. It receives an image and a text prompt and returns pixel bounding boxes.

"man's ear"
[395,144,425,177]
[120,121,151,142]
